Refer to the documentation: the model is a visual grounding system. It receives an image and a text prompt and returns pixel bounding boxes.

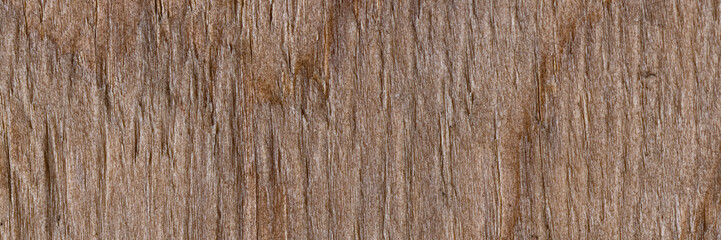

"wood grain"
[1,0,720,239]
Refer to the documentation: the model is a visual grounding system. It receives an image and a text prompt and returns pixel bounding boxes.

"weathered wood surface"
[1,0,720,239]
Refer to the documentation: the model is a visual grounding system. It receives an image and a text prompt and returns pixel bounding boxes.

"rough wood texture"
[1,0,720,239]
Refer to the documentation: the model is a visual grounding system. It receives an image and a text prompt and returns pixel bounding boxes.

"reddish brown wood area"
[1,0,720,239]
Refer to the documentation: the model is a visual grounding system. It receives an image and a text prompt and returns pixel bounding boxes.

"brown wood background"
[1,0,720,239]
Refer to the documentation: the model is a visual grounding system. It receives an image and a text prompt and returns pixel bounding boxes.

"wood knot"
[294,55,327,100]
[640,70,657,79]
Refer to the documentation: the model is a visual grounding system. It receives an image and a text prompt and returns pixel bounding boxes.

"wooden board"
[1,0,720,239]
